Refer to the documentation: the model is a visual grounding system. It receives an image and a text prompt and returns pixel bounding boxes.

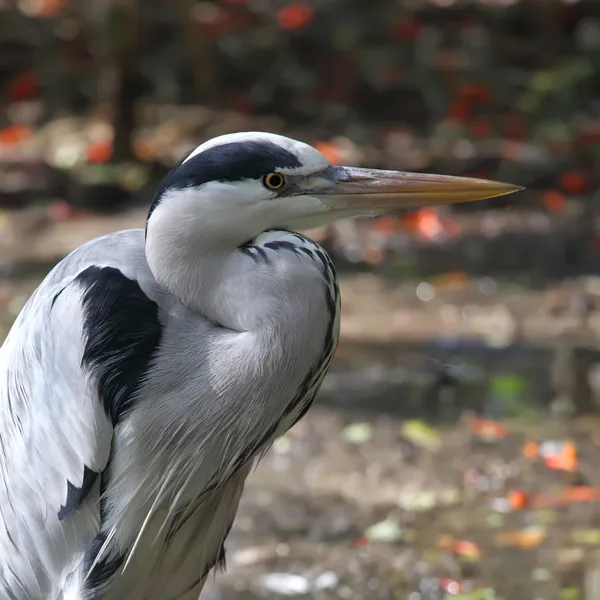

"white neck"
[145,189,279,331]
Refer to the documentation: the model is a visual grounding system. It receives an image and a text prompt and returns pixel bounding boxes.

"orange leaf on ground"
[450,540,481,559]
[521,441,539,459]
[497,527,545,549]
[532,487,600,508]
[508,489,530,511]
[562,486,600,503]
[470,418,508,440]
[350,536,371,548]
[541,441,577,472]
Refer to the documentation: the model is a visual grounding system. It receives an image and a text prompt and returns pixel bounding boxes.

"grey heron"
[0,131,521,599]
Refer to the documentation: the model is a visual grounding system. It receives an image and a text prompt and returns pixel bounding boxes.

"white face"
[183,132,345,231]
[189,179,337,233]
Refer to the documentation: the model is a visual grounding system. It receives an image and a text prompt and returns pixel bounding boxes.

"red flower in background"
[228,94,252,114]
[313,141,341,165]
[458,83,493,103]
[8,73,39,102]
[34,0,69,18]
[447,100,470,122]
[560,170,588,195]
[278,4,314,30]
[393,17,421,41]
[314,83,344,102]
[505,114,526,140]
[469,119,493,140]
[541,190,566,213]
[87,141,113,164]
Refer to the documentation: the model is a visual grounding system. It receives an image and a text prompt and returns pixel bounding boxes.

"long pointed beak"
[319,166,523,212]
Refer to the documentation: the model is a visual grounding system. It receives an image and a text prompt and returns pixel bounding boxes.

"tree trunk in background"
[174,0,218,105]
[109,0,140,161]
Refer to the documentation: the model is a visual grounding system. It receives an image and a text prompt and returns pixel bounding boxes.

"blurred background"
[1,0,600,598]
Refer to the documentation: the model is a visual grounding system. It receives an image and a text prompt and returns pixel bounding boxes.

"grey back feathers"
[0,133,341,600]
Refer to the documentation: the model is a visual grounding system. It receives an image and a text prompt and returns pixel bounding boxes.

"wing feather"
[0,230,161,600]
[0,273,113,598]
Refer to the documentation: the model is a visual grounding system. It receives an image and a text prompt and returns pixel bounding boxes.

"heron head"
[146,132,522,244]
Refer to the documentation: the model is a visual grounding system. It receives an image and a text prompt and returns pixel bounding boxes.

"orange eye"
[263,172,285,190]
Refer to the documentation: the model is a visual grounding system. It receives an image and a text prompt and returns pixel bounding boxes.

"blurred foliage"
[0,0,599,271]
[1,1,600,156]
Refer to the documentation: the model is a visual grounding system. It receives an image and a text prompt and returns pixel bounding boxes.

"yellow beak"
[319,166,523,210]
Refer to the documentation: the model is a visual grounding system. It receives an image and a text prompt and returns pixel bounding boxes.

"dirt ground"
[2,211,600,599]
[201,407,600,600]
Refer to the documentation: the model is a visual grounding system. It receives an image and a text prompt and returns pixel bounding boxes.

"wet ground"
[1,212,600,599]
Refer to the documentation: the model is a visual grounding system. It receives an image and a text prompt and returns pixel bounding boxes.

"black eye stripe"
[147,141,302,221]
